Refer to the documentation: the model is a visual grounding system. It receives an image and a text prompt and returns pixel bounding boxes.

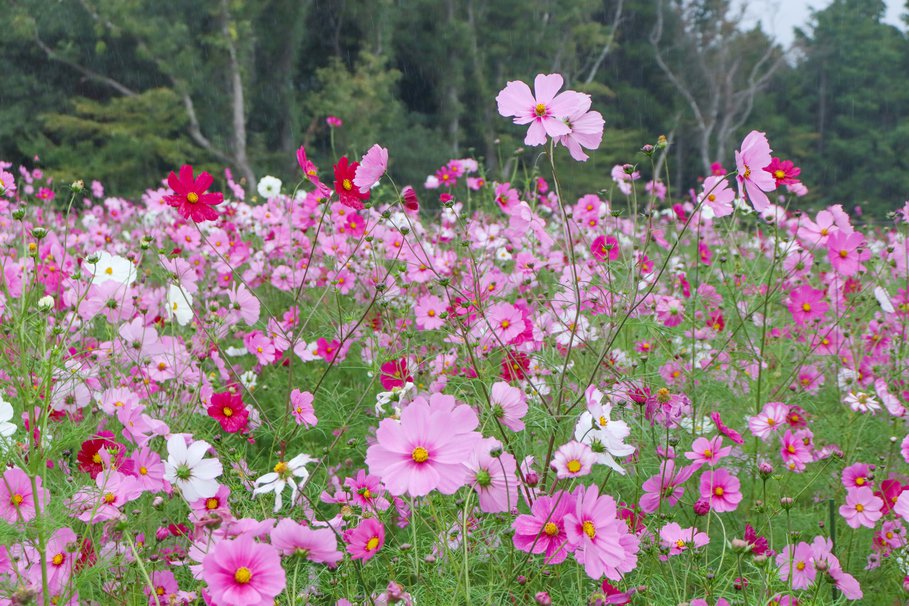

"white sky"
[739,0,905,47]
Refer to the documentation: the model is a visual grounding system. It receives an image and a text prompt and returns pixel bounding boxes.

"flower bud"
[535,592,552,606]
[37,295,54,312]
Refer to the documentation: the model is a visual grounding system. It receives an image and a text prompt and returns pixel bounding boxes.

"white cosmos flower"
[257,175,282,199]
[574,386,635,475]
[87,251,136,286]
[0,395,17,441]
[167,285,194,326]
[163,435,222,501]
[253,453,317,512]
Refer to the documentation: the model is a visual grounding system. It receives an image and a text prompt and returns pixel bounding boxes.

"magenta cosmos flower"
[164,165,223,222]
[366,393,481,497]
[827,230,868,276]
[787,285,828,326]
[734,131,776,211]
[208,391,249,434]
[289,389,318,427]
[201,536,286,606]
[344,517,385,561]
[564,484,640,580]
[496,74,588,146]
[512,490,575,564]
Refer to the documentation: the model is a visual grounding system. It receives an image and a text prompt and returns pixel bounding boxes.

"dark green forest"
[2,0,908,216]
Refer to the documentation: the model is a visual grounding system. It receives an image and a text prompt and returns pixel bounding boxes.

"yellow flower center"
[714,487,724,497]
[51,553,65,566]
[103,492,116,504]
[156,586,165,596]
[743,166,751,179]
[105,267,114,275]
[342,179,353,191]
[92,453,102,464]
[855,504,864,512]
[582,520,596,539]
[856,477,866,486]
[186,192,199,204]
[501,320,510,329]
[675,539,686,549]
[543,522,558,536]
[566,459,582,474]
[534,103,547,116]
[774,169,786,179]
[599,416,608,426]
[412,447,429,463]
[274,461,288,474]
[796,561,806,571]
[10,494,22,506]
[839,249,848,258]
[366,536,380,551]
[223,407,233,417]
[139,466,148,475]
[234,567,252,584]
[802,303,811,312]
[361,488,372,499]
[707,193,716,202]
[703,449,713,458]
[206,498,219,510]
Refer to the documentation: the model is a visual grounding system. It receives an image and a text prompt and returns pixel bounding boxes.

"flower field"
[1,73,909,605]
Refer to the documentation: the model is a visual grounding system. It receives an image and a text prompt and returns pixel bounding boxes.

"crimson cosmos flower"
[333,156,370,210]
[164,164,223,222]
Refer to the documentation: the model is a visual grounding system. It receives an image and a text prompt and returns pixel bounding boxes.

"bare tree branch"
[584,0,624,84]
[33,31,138,97]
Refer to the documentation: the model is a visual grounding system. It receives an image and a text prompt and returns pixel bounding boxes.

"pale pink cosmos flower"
[639,459,699,513]
[74,470,144,523]
[489,381,528,432]
[659,522,709,556]
[551,440,596,480]
[353,144,389,194]
[270,519,343,565]
[699,468,742,513]
[840,486,883,529]
[555,102,605,161]
[735,130,776,211]
[484,302,527,344]
[465,437,519,513]
[496,74,589,146]
[748,401,789,441]
[699,176,735,218]
[202,535,286,606]
[365,393,481,496]
[289,389,318,427]
[827,230,868,277]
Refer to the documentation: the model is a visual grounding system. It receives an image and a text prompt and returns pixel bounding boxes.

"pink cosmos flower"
[710,412,744,445]
[564,484,640,580]
[827,230,868,276]
[379,358,412,390]
[326,116,343,128]
[699,468,742,513]
[684,436,732,467]
[244,331,276,365]
[748,401,789,441]
[512,491,575,565]
[465,438,519,513]
[270,519,343,565]
[485,302,526,344]
[415,295,445,330]
[353,144,389,193]
[659,522,709,556]
[591,235,620,262]
[555,103,605,161]
[551,441,596,480]
[766,157,801,186]
[639,459,699,513]
[842,463,872,489]
[365,393,481,496]
[787,285,829,326]
[344,518,385,561]
[43,527,78,590]
[343,469,390,511]
[779,429,813,473]
[202,536,286,606]
[289,389,318,427]
[777,542,815,589]
[496,74,588,146]
[699,176,735,218]
[840,486,883,529]
[735,131,776,211]
[75,470,144,523]
[0,467,49,523]
[164,165,223,222]
[489,381,528,431]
